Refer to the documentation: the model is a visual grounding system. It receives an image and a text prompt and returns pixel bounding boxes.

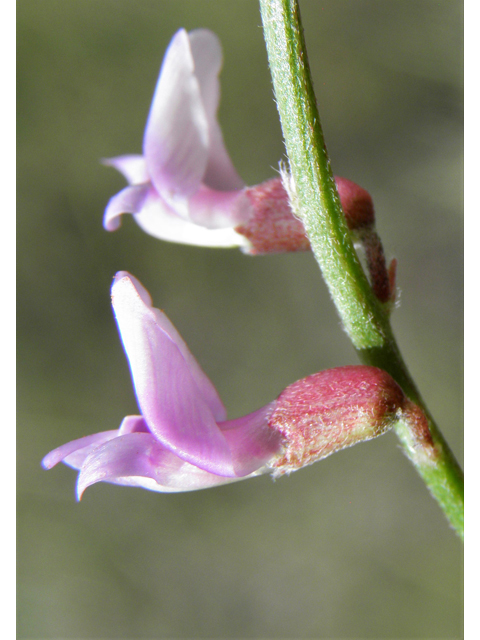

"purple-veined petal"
[77,432,268,499]
[220,403,283,476]
[150,307,228,422]
[103,183,152,231]
[143,29,209,201]
[42,430,119,470]
[113,272,227,421]
[102,155,149,185]
[111,273,235,476]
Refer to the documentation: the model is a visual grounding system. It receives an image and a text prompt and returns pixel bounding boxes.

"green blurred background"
[17,1,463,638]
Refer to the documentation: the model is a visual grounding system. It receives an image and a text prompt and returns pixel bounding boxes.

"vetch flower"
[103,28,376,255]
[42,272,430,499]
[43,271,283,498]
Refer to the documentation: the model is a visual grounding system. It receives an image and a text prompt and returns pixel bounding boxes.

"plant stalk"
[259,0,463,538]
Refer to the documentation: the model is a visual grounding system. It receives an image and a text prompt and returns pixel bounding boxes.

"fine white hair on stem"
[279,161,302,222]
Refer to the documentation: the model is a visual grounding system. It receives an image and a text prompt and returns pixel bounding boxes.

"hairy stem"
[259,0,463,538]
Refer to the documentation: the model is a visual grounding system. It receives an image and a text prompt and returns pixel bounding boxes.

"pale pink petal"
[220,403,283,475]
[77,432,267,499]
[42,430,119,470]
[187,186,252,229]
[134,193,248,247]
[103,183,152,231]
[112,273,227,421]
[188,30,244,191]
[203,120,245,191]
[111,274,235,476]
[117,415,150,435]
[77,433,166,498]
[102,155,149,185]
[143,29,209,201]
[187,29,222,121]
[150,308,228,422]
[105,183,247,246]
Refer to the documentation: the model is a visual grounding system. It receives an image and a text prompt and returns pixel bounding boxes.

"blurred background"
[17,1,463,638]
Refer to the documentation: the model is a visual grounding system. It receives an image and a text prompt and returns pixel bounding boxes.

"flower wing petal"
[111,273,235,476]
[143,29,209,201]
[42,430,119,470]
[102,155,149,185]
[103,183,152,231]
[77,432,267,499]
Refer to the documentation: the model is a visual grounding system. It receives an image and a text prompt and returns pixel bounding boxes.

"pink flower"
[43,272,283,498]
[43,272,416,499]
[103,28,375,254]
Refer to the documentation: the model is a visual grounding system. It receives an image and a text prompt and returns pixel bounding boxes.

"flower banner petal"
[113,272,227,421]
[143,29,209,201]
[111,273,235,476]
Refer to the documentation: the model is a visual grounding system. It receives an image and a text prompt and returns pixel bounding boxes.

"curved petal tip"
[103,184,151,232]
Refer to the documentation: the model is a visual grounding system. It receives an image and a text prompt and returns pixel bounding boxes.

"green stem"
[259,0,463,538]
